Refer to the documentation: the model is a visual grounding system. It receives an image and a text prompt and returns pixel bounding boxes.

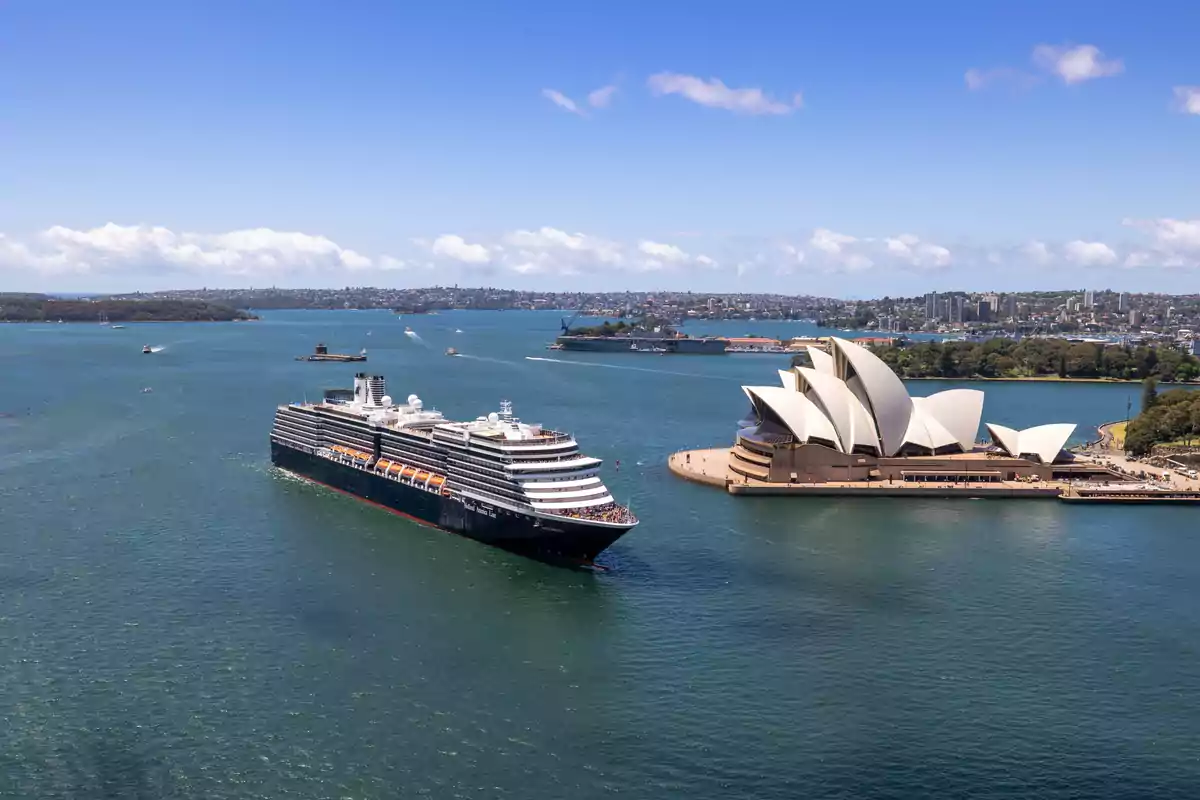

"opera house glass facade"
[733,338,1078,485]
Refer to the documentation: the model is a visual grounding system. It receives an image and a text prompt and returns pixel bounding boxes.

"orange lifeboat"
[415,471,430,483]
[429,475,445,487]
[388,463,404,474]
[402,467,417,479]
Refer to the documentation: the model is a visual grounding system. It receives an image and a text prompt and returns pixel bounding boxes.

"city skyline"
[3,1,1199,294]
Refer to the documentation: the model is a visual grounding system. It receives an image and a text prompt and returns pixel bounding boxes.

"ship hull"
[270,442,631,562]
[555,335,726,354]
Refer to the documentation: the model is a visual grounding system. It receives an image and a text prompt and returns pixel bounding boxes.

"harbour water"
[2,311,1199,798]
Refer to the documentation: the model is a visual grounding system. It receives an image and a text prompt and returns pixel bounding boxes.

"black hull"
[271,442,631,562]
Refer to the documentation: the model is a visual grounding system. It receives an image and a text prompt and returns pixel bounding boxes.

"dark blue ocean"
[1,310,1198,798]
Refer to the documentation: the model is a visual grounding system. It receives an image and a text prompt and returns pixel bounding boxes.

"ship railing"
[550,502,637,525]
[499,432,575,447]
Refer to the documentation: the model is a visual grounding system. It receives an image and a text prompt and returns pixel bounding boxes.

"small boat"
[111,325,125,330]
[405,327,414,333]
[142,345,152,354]
[141,387,153,393]
[455,329,463,334]
[445,347,458,356]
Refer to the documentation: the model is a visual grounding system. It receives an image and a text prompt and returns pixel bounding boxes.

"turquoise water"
[1,310,1198,798]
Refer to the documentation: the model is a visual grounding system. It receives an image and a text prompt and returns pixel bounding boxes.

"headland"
[0,295,255,323]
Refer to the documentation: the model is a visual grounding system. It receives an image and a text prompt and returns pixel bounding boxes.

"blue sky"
[2,0,1198,295]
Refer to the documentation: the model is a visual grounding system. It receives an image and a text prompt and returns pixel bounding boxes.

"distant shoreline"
[904,375,1200,386]
[0,319,255,324]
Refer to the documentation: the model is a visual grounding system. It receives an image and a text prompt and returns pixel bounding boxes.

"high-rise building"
[924,292,939,322]
[1065,295,1077,312]
[982,293,1000,313]
[1130,310,1143,326]
[1083,289,1095,309]
[1118,292,1130,312]
[950,296,965,324]
[975,300,991,322]
[1002,295,1016,319]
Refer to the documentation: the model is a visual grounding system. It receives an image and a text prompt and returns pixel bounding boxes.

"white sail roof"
[902,401,961,452]
[829,338,913,457]
[795,367,880,454]
[807,346,836,375]
[985,422,1076,464]
[920,389,985,451]
[739,336,1072,462]
[744,385,840,446]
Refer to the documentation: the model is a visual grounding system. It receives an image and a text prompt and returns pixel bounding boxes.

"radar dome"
[487,412,500,423]
[380,395,393,407]
[408,394,423,410]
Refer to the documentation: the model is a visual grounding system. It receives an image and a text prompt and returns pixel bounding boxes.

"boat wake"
[404,330,427,346]
[524,356,722,379]
[149,345,166,353]
[455,353,516,366]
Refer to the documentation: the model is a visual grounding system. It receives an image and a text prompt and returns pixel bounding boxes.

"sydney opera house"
[733,338,1081,486]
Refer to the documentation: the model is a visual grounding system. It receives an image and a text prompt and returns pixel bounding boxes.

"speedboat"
[445,347,459,356]
[142,345,152,354]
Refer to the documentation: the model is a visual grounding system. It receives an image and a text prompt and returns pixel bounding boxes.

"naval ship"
[270,373,637,562]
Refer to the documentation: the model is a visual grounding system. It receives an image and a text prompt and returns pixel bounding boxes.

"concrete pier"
[667,448,732,489]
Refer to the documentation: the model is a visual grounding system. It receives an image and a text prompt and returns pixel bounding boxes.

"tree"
[1057,354,1067,378]
[938,346,956,377]
[1141,377,1159,413]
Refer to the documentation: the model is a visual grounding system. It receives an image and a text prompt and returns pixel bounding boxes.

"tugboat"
[142,345,152,354]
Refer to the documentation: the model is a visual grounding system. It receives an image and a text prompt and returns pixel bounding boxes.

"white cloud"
[429,234,491,264]
[541,89,583,116]
[1063,240,1118,266]
[1172,86,1200,115]
[1022,240,1053,265]
[884,233,952,268]
[809,228,855,255]
[543,85,618,116]
[964,67,1038,92]
[501,227,624,275]
[588,85,617,108]
[1032,44,1123,84]
[781,244,806,263]
[1122,217,1200,268]
[695,254,718,268]
[807,228,873,272]
[1,222,398,277]
[647,72,802,115]
[637,240,689,262]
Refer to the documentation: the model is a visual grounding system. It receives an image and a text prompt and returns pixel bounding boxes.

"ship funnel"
[353,373,387,407]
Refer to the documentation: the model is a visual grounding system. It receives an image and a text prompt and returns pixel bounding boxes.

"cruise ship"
[270,373,637,562]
